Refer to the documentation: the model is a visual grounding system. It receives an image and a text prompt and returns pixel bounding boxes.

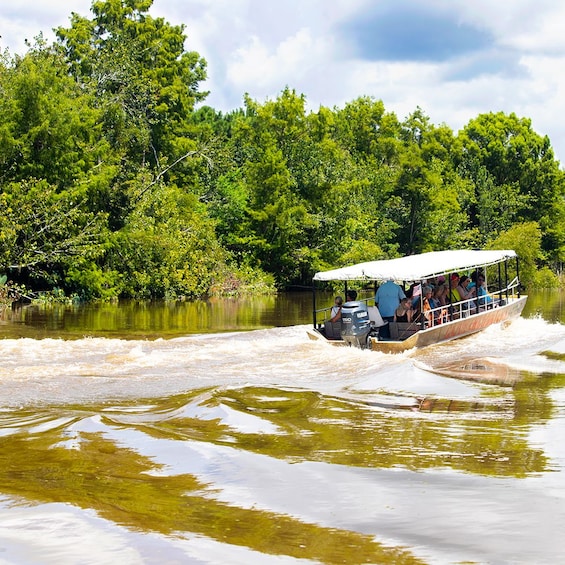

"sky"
[2,0,565,162]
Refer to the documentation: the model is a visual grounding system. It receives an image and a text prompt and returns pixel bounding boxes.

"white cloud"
[227,28,331,89]
[0,0,91,53]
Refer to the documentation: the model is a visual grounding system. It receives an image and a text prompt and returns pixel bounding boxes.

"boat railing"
[313,297,373,329]
[314,277,523,332]
[426,278,522,327]
[313,306,329,329]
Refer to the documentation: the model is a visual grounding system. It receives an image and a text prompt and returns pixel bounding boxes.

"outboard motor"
[340,301,371,348]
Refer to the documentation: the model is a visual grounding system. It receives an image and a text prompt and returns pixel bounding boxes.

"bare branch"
[135,147,214,201]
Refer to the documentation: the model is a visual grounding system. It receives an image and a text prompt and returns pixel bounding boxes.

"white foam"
[0,318,563,407]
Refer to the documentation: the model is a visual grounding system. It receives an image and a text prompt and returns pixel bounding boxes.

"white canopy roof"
[313,249,517,282]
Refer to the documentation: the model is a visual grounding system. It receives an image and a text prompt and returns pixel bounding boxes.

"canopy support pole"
[312,283,317,328]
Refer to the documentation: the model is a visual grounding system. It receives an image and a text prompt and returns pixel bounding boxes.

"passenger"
[376,279,406,323]
[429,286,438,307]
[435,283,448,306]
[475,274,494,310]
[375,279,405,339]
[406,282,419,299]
[411,286,432,325]
[346,289,358,302]
[394,297,413,322]
[430,284,448,323]
[468,271,481,292]
[408,282,421,309]
[448,273,461,303]
[329,296,343,322]
[457,275,477,313]
[421,286,434,325]
[467,272,479,309]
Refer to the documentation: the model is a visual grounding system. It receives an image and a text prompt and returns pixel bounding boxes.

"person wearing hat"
[449,273,461,303]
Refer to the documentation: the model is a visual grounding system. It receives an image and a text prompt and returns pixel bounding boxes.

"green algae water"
[0,291,565,564]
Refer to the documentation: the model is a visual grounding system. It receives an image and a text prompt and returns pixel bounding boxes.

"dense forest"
[1,0,564,303]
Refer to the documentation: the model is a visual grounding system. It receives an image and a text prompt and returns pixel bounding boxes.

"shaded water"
[1,291,565,564]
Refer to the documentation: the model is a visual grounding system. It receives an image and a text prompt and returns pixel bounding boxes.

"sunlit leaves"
[0,47,103,188]
[460,112,565,260]
[0,179,107,284]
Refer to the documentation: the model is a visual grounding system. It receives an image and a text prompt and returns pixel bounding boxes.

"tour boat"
[307,249,527,353]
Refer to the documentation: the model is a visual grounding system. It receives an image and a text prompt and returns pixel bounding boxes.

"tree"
[333,96,403,165]
[0,43,104,189]
[107,177,227,298]
[488,222,545,289]
[56,0,209,192]
[388,110,469,254]
[0,179,107,290]
[459,112,565,261]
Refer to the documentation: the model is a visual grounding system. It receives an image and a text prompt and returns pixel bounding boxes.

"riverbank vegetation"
[1,0,564,303]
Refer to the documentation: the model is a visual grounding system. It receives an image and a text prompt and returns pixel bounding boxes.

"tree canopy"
[1,1,564,300]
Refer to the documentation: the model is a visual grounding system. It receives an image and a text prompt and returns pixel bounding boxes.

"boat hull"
[307,296,527,353]
[369,296,527,353]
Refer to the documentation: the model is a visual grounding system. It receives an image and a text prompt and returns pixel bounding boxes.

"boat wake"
[0,316,564,411]
[411,316,565,384]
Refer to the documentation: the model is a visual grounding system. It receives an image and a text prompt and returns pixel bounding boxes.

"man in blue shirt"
[375,279,406,338]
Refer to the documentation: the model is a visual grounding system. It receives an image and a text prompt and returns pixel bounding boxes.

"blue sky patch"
[340,2,493,62]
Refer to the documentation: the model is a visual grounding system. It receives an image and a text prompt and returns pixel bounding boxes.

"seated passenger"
[406,282,419,299]
[409,283,422,309]
[430,284,448,324]
[394,297,414,322]
[346,289,358,302]
[449,273,461,303]
[457,275,477,313]
[468,271,480,292]
[421,286,434,325]
[475,275,494,309]
[436,283,448,306]
[329,296,343,322]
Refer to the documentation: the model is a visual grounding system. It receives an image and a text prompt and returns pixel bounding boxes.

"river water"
[1,290,565,564]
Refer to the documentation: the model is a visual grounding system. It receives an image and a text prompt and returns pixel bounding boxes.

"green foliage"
[0,45,104,188]
[487,222,544,289]
[0,179,107,284]
[1,4,564,298]
[57,0,207,162]
[460,112,565,259]
[208,262,276,296]
[530,266,560,289]
[66,262,122,300]
[106,180,228,299]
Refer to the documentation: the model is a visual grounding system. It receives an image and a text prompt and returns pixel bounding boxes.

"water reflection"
[522,289,565,323]
[0,295,316,340]
[423,357,524,386]
[0,288,563,340]
[1,290,565,563]
[0,396,427,564]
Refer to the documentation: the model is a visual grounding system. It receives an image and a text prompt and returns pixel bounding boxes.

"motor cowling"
[340,301,371,348]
